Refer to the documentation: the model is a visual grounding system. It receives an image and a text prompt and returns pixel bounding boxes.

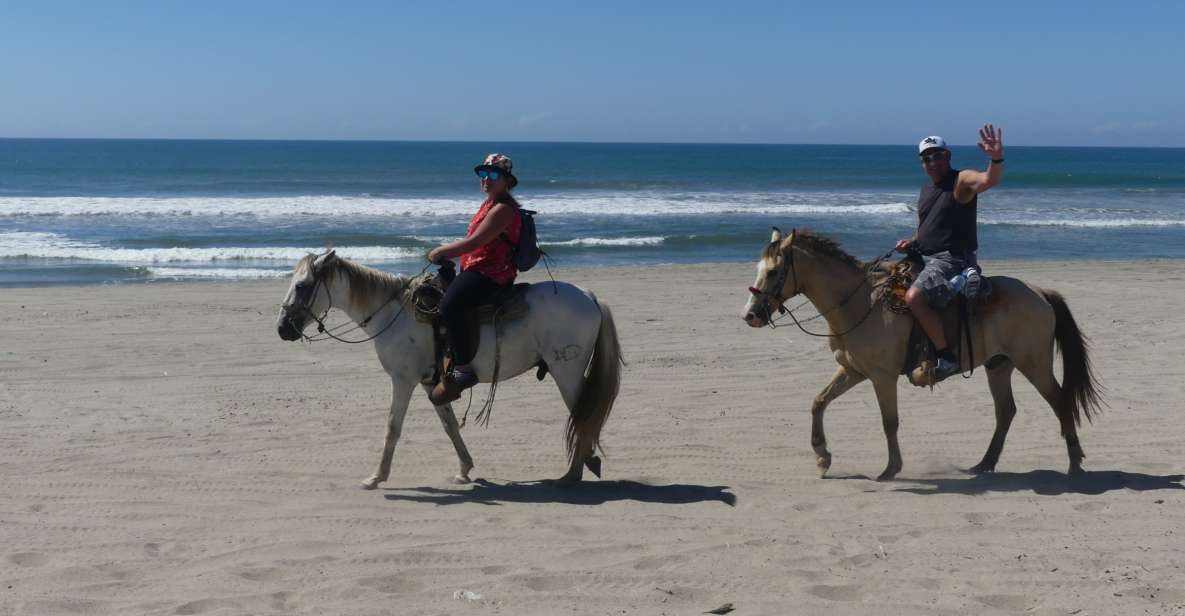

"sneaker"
[450,367,479,389]
[933,356,962,382]
[429,367,479,405]
[962,267,981,298]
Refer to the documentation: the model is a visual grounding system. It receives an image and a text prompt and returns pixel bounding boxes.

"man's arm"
[956,124,1004,202]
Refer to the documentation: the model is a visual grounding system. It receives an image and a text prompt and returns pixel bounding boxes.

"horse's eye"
[295,282,308,291]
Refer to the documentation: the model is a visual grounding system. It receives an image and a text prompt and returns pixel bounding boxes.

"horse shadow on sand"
[887,469,1185,496]
[384,479,736,507]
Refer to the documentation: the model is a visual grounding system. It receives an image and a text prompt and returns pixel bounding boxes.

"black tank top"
[916,169,977,255]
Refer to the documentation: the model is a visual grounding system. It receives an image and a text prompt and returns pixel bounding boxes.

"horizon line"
[1,136,1183,150]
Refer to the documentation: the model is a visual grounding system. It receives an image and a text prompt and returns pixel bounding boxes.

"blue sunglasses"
[476,169,502,181]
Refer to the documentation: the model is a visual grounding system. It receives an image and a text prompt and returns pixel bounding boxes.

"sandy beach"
[2,260,1183,616]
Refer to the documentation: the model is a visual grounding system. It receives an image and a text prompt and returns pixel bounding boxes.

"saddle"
[410,268,539,388]
[878,255,994,387]
[411,274,531,325]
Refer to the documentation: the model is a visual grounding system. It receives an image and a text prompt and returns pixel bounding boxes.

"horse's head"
[277,250,339,341]
[742,227,799,328]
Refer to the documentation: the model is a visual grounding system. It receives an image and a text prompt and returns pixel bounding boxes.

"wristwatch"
[991,158,1005,164]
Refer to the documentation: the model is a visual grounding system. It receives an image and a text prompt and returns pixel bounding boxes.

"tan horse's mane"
[765,229,894,280]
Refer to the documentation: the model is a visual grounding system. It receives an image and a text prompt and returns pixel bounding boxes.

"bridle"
[281,257,428,345]
[748,236,798,323]
[283,273,331,337]
[748,228,882,339]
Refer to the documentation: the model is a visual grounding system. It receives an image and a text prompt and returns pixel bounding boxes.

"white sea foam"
[543,236,666,246]
[0,232,421,263]
[147,267,292,279]
[0,194,913,218]
[982,218,1185,228]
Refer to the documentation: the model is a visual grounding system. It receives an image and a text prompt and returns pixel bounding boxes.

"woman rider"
[426,153,523,404]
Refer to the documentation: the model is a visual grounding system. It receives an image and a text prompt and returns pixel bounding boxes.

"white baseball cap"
[918,136,948,154]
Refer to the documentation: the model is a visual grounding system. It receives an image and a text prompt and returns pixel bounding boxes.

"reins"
[752,230,895,339]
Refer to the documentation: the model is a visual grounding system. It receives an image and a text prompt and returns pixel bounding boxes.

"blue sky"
[2,1,1182,146]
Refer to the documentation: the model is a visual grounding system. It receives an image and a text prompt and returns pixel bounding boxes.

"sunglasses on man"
[919,151,948,163]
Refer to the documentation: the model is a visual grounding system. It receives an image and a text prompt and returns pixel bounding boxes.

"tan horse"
[741,228,1102,480]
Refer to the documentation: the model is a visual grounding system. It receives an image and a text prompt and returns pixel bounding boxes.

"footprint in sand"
[236,566,285,582]
[174,598,242,615]
[786,569,826,582]
[837,553,877,567]
[480,565,511,575]
[522,575,577,591]
[8,552,49,567]
[358,575,423,594]
[632,553,691,570]
[144,542,187,558]
[1126,586,1185,603]
[964,512,990,525]
[975,594,1033,611]
[808,584,863,601]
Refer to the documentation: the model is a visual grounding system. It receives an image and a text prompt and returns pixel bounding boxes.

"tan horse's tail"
[1041,290,1103,426]
[566,301,624,462]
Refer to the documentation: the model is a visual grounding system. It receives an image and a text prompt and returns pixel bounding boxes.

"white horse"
[276,250,623,488]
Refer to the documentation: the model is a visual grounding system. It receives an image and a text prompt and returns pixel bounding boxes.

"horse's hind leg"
[551,358,598,486]
[420,383,474,484]
[361,380,414,490]
[810,366,865,477]
[554,369,593,486]
[1016,358,1085,474]
[971,359,1018,473]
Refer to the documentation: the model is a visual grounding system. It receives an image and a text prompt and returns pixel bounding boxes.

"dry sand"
[1,261,1183,615]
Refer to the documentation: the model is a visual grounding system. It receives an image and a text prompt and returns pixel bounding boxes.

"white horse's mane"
[303,253,412,314]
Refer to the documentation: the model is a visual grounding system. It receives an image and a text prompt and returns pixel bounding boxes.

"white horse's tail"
[566,301,624,462]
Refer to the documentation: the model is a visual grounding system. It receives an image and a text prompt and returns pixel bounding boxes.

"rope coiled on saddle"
[876,264,916,315]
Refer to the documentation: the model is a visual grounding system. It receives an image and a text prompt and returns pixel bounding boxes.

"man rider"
[896,124,1004,382]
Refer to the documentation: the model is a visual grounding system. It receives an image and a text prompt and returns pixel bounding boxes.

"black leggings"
[439,270,504,365]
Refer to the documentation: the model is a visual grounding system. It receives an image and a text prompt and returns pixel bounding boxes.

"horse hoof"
[969,462,995,474]
[360,477,381,490]
[450,474,472,484]
[1068,465,1085,476]
[584,456,602,478]
[876,466,901,481]
[816,455,831,477]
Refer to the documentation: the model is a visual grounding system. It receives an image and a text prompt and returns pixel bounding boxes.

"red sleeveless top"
[460,197,521,285]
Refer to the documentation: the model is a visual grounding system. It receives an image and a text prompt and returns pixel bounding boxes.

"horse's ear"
[313,249,337,270]
[770,226,782,244]
[779,228,797,252]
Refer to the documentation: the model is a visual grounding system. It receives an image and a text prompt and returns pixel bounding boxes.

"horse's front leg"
[420,383,474,484]
[871,377,903,481]
[361,380,415,490]
[811,366,866,477]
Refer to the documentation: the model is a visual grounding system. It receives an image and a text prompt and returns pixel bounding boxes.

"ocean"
[2,139,1184,286]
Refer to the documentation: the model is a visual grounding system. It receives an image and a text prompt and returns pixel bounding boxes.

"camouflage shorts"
[911,251,977,308]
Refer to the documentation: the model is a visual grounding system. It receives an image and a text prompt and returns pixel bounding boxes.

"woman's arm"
[429,202,517,262]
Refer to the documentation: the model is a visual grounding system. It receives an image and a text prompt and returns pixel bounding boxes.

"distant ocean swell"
[0,194,914,218]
